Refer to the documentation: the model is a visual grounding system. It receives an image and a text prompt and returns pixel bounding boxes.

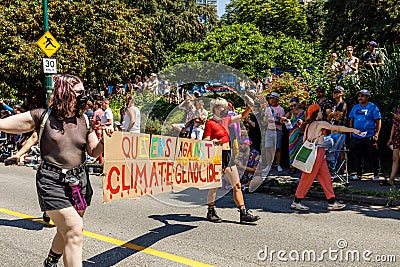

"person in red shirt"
[203,97,260,223]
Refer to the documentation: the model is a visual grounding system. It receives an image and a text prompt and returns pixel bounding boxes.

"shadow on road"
[83,213,204,266]
[0,217,53,231]
[212,190,400,220]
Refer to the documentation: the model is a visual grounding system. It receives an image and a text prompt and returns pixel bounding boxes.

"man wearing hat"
[263,92,285,172]
[348,89,382,182]
[360,41,384,68]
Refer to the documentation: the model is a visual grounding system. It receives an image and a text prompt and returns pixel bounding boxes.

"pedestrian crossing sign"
[36,32,60,58]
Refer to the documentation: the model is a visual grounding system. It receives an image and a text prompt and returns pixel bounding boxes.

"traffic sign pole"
[43,0,52,107]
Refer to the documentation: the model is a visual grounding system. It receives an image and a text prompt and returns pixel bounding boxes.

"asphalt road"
[1,164,399,267]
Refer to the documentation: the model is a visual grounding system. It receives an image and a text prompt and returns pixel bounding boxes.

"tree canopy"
[221,0,309,38]
[128,0,218,71]
[0,0,216,101]
[0,0,153,101]
[307,0,400,52]
[166,23,323,79]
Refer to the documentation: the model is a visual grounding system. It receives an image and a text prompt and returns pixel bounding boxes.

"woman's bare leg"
[389,149,400,183]
[224,166,244,207]
[46,207,84,267]
[207,187,218,206]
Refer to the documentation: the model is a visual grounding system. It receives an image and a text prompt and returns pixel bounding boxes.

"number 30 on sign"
[43,58,57,74]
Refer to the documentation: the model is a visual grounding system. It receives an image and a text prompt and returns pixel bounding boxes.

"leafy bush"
[262,72,316,111]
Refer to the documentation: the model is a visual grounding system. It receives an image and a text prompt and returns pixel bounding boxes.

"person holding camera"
[360,41,384,68]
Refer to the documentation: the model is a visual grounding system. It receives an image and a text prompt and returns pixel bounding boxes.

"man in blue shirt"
[349,89,381,182]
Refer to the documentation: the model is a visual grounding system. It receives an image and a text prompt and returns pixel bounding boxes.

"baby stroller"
[324,133,349,185]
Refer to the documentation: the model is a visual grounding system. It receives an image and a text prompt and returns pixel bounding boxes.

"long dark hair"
[50,74,83,120]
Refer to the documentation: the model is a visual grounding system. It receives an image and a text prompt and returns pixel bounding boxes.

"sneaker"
[350,175,361,180]
[290,201,309,211]
[277,165,283,172]
[327,202,346,211]
[372,176,380,183]
[43,258,58,267]
[239,208,260,223]
[206,207,222,223]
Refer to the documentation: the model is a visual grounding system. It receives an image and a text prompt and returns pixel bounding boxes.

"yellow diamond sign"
[36,32,60,58]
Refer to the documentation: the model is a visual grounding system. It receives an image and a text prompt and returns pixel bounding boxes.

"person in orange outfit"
[290,104,361,211]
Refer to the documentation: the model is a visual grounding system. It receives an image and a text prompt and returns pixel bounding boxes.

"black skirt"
[36,165,93,211]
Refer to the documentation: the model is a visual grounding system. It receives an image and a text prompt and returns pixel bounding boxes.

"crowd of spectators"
[1,41,396,190]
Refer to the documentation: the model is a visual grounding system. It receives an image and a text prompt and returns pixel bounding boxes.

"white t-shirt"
[101,107,114,128]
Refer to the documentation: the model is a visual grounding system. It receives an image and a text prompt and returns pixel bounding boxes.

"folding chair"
[0,132,12,161]
[0,131,6,140]
[325,133,349,185]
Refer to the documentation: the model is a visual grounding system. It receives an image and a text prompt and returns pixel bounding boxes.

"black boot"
[43,258,58,267]
[239,208,260,223]
[206,207,222,223]
[43,249,61,267]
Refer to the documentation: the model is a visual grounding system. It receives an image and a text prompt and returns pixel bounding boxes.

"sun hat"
[268,92,280,100]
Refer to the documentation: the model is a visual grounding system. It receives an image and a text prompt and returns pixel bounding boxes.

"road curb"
[260,186,400,207]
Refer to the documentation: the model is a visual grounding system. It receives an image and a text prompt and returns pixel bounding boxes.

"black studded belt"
[40,162,86,176]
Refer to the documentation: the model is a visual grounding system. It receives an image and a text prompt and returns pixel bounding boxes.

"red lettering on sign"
[135,163,147,189]
[149,162,158,188]
[165,162,174,186]
[165,138,172,157]
[121,164,130,191]
[188,161,200,183]
[205,143,213,158]
[107,166,121,194]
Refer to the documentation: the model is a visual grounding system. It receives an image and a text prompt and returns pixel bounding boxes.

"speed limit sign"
[43,58,57,74]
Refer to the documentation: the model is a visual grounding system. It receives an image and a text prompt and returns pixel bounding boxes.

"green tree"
[305,0,327,43]
[166,23,323,79]
[264,33,323,70]
[222,0,309,38]
[0,0,152,104]
[308,0,400,52]
[129,0,218,72]
[166,23,269,79]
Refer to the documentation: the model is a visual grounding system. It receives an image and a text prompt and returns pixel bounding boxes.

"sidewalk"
[257,167,400,207]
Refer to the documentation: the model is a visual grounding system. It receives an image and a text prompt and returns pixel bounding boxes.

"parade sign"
[36,32,60,58]
[103,132,222,203]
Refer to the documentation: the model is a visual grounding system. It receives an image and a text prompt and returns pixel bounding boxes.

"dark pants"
[350,137,380,176]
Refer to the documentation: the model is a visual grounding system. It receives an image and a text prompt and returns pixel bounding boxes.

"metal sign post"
[44,0,51,107]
